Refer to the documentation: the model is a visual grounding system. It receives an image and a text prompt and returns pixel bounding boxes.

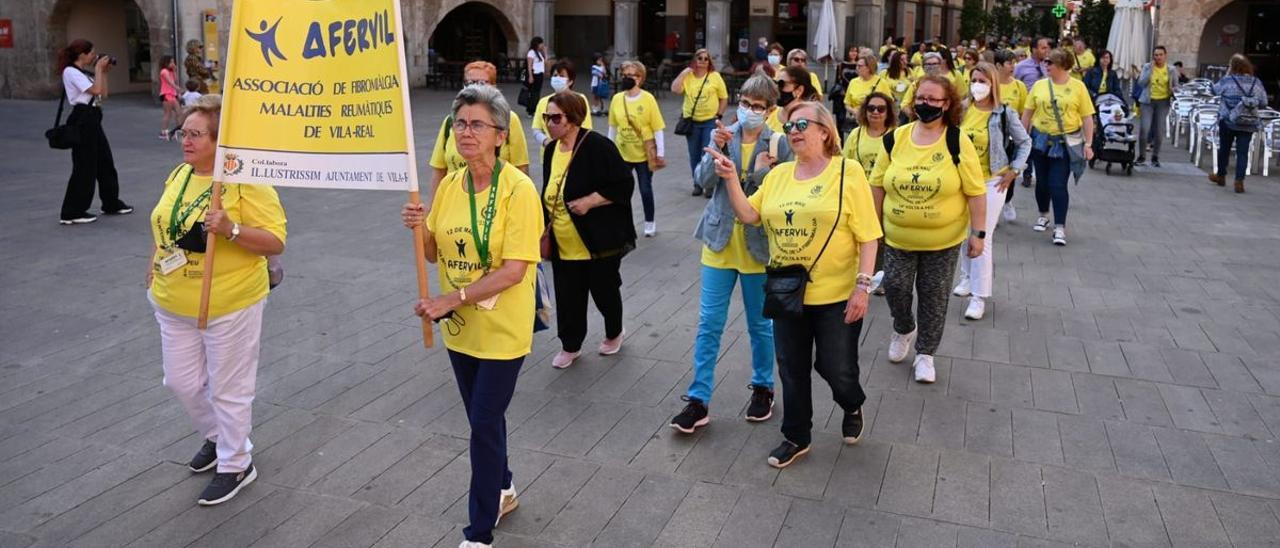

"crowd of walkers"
[47,28,1268,548]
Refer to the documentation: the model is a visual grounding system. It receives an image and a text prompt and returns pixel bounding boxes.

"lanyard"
[165,166,213,247]
[466,160,502,271]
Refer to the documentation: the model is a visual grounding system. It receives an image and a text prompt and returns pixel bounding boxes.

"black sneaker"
[59,214,98,225]
[197,463,257,506]
[1134,156,1146,166]
[745,385,774,422]
[842,408,864,445]
[766,440,810,469]
[670,398,709,434]
[1151,156,1160,167]
[189,439,217,473]
[103,204,134,215]
[691,187,703,197]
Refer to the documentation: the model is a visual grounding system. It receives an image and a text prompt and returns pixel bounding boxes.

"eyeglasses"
[738,99,769,114]
[452,119,501,134]
[463,80,490,87]
[621,73,640,79]
[924,61,942,67]
[782,118,814,134]
[791,57,808,63]
[541,112,566,125]
[915,96,947,106]
[864,104,888,114]
[174,129,211,140]
[695,56,710,61]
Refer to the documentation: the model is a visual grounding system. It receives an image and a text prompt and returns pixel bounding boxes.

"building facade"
[0,0,1268,99]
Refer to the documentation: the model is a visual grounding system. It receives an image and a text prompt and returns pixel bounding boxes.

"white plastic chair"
[1187,104,1214,154]
[1168,98,1198,147]
[1191,109,1219,170]
[1263,119,1280,177]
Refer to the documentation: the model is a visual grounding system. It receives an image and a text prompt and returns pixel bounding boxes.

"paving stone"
[1158,384,1224,434]
[709,488,790,548]
[1204,435,1280,498]
[1082,339,1131,377]
[917,396,966,450]
[1096,474,1171,547]
[1069,373,1126,421]
[539,465,644,546]
[876,443,939,517]
[1057,415,1115,474]
[356,434,469,506]
[1045,336,1090,373]
[1152,483,1231,546]
[1041,466,1107,546]
[498,458,600,536]
[592,475,690,548]
[824,441,891,510]
[312,426,430,497]
[1201,353,1263,394]
[1150,427,1231,490]
[1115,379,1175,427]
[774,433,842,500]
[835,507,900,548]
[1209,492,1280,547]
[955,527,1017,548]
[1121,342,1175,383]
[971,329,1011,365]
[964,403,1013,458]
[585,406,666,466]
[22,462,187,546]
[931,450,990,527]
[990,364,1034,408]
[247,495,365,548]
[1160,347,1219,389]
[870,391,924,444]
[309,504,410,548]
[674,419,752,483]
[652,482,739,548]
[125,478,277,548]
[186,489,314,548]
[1106,421,1172,481]
[369,512,456,548]
[1011,408,1064,465]
[269,420,393,489]
[947,359,991,402]
[894,516,959,548]
[989,458,1047,536]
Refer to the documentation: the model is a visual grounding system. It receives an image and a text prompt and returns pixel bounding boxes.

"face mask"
[737,105,765,129]
[970,82,991,102]
[620,77,637,91]
[914,102,944,123]
[776,88,796,108]
[768,54,781,66]
[550,76,568,92]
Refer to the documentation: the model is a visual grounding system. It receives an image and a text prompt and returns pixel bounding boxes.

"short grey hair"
[923,52,943,63]
[739,73,780,106]
[451,84,510,131]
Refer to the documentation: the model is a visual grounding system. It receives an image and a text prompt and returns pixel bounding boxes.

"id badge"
[475,294,499,310]
[157,248,187,275]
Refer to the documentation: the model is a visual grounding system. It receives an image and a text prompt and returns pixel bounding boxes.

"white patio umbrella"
[1107,0,1151,80]
[811,0,838,84]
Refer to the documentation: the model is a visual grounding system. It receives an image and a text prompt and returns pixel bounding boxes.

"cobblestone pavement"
[2,87,1280,548]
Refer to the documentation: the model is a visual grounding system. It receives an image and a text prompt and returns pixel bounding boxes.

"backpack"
[883,124,961,166]
[1228,77,1261,129]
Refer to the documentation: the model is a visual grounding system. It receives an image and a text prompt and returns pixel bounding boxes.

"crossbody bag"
[674,73,709,135]
[541,131,589,259]
[622,94,665,171]
[762,159,845,320]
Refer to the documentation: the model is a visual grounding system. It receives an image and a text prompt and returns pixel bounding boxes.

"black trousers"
[61,105,125,219]
[775,302,867,447]
[551,256,624,352]
[526,73,544,116]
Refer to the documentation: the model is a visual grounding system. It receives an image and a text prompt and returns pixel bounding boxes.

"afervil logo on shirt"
[893,170,942,206]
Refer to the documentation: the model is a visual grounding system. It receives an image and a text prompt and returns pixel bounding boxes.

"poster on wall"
[203,10,222,93]
[0,20,13,49]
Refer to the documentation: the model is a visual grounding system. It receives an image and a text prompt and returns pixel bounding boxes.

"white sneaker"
[496,483,518,526]
[551,350,580,369]
[643,221,656,237]
[964,296,985,320]
[1052,227,1067,246]
[952,277,971,297]
[1001,202,1016,222]
[913,354,936,383]
[459,541,492,548]
[888,329,916,363]
[1033,217,1051,232]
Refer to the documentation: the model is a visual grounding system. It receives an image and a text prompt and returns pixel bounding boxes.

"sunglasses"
[782,118,814,134]
[541,113,565,125]
[864,104,888,114]
[792,57,808,63]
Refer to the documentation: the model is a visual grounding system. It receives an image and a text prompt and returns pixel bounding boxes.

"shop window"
[124,1,150,83]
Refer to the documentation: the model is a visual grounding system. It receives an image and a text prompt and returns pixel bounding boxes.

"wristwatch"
[970,228,986,239]
[228,223,241,241]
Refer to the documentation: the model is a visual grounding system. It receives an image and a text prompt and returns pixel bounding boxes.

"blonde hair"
[1048,49,1075,71]
[182,94,222,138]
[620,60,647,81]
[782,101,842,157]
[968,62,1002,106]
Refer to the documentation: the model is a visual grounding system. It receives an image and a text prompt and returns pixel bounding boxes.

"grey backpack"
[1228,77,1261,129]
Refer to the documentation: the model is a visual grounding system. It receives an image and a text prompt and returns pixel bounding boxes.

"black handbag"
[762,160,844,320]
[674,73,710,136]
[517,85,532,108]
[45,89,79,150]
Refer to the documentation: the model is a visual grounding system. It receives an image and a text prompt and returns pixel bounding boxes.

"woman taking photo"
[1210,54,1270,194]
[401,85,543,548]
[711,101,882,469]
[147,95,286,505]
[843,52,892,125]
[670,74,792,434]
[57,39,133,225]
[608,61,667,236]
[952,63,1031,321]
[1022,49,1095,246]
[1083,50,1120,99]
[541,92,636,369]
[868,76,986,383]
[158,55,180,140]
[673,48,729,196]
[428,61,530,191]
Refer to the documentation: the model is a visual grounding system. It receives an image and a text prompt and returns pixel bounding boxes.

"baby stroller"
[1090,92,1136,175]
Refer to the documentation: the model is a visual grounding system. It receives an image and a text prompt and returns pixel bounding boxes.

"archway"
[1194,0,1276,101]
[47,0,157,94]
[428,2,517,67]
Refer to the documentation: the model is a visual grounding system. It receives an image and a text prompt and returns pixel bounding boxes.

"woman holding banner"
[401,85,543,548]
[146,94,286,506]
[427,61,530,194]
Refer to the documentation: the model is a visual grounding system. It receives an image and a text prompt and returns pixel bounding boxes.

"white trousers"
[958,177,1007,298]
[153,298,265,473]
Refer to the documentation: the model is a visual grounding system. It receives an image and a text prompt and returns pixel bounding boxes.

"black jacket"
[541,129,636,259]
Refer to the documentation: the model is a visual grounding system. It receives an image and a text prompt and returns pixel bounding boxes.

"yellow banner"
[214,0,417,191]
[201,10,221,94]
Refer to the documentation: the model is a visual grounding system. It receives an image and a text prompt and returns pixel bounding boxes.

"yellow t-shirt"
[775,65,824,98]
[425,163,542,360]
[902,71,960,108]
[961,107,994,179]
[1150,66,1171,100]
[1098,76,1109,95]
[868,124,987,251]
[1073,49,1095,80]
[843,76,893,112]
[842,126,887,180]
[911,51,923,67]
[747,158,883,305]
[149,165,287,318]
[880,70,912,103]
[702,140,765,274]
[681,71,729,122]
[999,78,1029,115]
[1027,77,1096,135]
[608,91,666,163]
[543,145,591,260]
[531,92,593,134]
[429,111,530,173]
[766,107,785,134]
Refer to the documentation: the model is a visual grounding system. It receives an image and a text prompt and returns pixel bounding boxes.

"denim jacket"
[1136,63,1180,104]
[985,104,1033,175]
[692,124,793,263]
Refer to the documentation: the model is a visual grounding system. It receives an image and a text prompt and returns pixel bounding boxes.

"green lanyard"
[466,160,502,271]
[165,166,213,248]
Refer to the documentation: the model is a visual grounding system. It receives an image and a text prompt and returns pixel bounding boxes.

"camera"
[96,54,118,66]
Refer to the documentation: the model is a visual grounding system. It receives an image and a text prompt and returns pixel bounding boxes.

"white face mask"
[550,76,568,92]
[767,54,781,66]
[970,82,991,102]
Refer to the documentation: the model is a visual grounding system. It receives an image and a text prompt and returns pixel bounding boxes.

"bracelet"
[855,272,874,285]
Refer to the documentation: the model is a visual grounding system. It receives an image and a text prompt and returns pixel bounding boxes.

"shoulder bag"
[1047,79,1085,164]
[674,73,710,136]
[541,131,589,259]
[762,159,845,320]
[622,95,665,171]
[45,88,79,150]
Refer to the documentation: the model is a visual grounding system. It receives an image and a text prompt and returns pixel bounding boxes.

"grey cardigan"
[1136,63,1181,104]
[983,104,1033,175]
[692,124,793,264]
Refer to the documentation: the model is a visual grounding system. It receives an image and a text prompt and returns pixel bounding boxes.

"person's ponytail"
[57,39,94,72]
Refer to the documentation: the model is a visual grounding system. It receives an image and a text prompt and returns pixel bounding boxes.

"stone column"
[533,0,556,58]
[613,0,639,61]
[852,0,885,50]
[899,0,918,42]
[923,1,943,42]
[706,0,731,69]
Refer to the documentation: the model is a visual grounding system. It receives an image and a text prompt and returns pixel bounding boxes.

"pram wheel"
[1105,163,1112,174]
[1125,163,1133,175]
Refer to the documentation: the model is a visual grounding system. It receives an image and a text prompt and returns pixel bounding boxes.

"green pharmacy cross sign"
[1052,3,1067,18]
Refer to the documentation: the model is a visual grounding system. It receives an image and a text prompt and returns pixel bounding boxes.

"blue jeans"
[685,120,717,187]
[1031,148,1071,226]
[629,161,655,222]
[449,350,523,545]
[1216,122,1254,182]
[687,265,774,403]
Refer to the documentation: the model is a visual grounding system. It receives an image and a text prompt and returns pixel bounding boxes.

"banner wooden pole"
[196,180,223,330]
[409,192,434,348]
[391,0,433,348]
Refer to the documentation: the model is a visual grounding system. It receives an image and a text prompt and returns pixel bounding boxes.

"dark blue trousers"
[449,350,523,544]
[1031,148,1072,226]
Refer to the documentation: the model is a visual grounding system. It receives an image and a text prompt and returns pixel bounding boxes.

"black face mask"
[776,90,797,108]
[914,102,945,123]
[620,77,637,91]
